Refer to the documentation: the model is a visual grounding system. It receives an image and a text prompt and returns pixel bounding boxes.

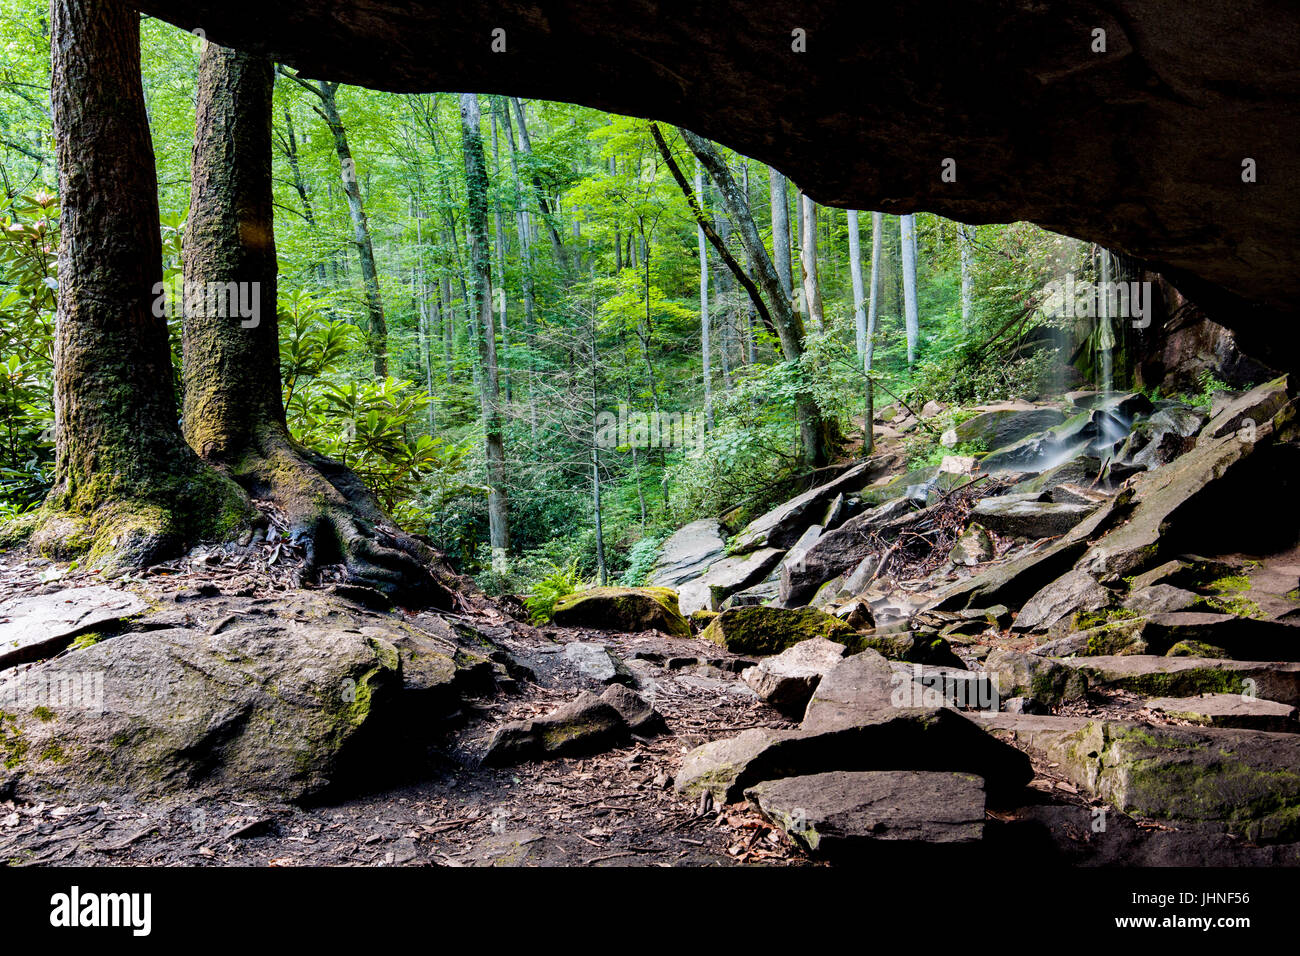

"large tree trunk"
[680,129,832,467]
[30,0,250,568]
[182,42,454,606]
[461,93,510,571]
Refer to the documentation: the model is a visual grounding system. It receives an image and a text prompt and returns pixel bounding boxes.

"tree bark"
[181,42,455,606]
[460,93,510,571]
[679,129,832,466]
[800,192,825,330]
[280,69,389,378]
[901,212,920,364]
[30,0,250,569]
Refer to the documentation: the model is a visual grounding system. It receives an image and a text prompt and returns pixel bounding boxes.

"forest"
[2,4,1167,593]
[1,0,1298,880]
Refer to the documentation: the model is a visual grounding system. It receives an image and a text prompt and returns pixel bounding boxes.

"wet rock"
[834,600,875,629]
[677,547,784,615]
[648,519,726,590]
[971,494,1096,538]
[740,637,847,714]
[1012,568,1113,633]
[729,456,895,553]
[0,586,150,672]
[1010,455,1104,494]
[840,554,881,595]
[943,406,1067,450]
[562,642,635,686]
[700,606,857,656]
[482,691,627,766]
[1118,406,1207,469]
[746,770,985,855]
[551,586,691,637]
[1145,693,1298,731]
[721,576,780,609]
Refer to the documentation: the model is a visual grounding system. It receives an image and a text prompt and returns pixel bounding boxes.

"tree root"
[232,432,463,609]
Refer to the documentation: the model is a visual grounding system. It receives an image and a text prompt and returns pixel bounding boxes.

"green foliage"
[0,189,57,518]
[617,535,662,586]
[277,292,476,524]
[523,558,588,624]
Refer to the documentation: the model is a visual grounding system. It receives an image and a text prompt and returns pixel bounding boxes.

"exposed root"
[231,432,461,609]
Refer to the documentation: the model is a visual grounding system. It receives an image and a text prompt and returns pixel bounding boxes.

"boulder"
[1010,455,1104,494]
[551,586,690,637]
[562,642,635,686]
[675,701,1031,805]
[1145,693,1298,731]
[746,770,985,855]
[1122,584,1202,615]
[598,684,663,734]
[949,523,995,566]
[0,619,404,802]
[700,606,857,656]
[677,547,784,615]
[729,456,895,553]
[740,637,847,714]
[1118,406,1207,469]
[1197,374,1289,446]
[779,497,920,605]
[1059,655,1300,706]
[943,406,1066,450]
[648,519,726,589]
[971,494,1096,538]
[983,648,1088,708]
[482,690,627,766]
[1076,425,1283,582]
[978,714,1300,843]
[0,586,150,671]
[1012,568,1113,633]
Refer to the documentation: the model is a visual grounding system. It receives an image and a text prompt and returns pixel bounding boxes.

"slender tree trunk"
[682,130,832,466]
[33,0,249,567]
[960,223,974,326]
[696,162,713,430]
[322,86,387,377]
[460,93,510,570]
[865,211,883,452]
[800,192,825,330]
[509,97,569,272]
[589,312,606,585]
[182,43,453,605]
[901,213,920,364]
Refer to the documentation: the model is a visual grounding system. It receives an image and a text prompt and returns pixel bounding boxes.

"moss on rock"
[700,606,857,656]
[552,586,691,637]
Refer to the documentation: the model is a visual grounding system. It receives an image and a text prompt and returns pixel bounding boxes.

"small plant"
[618,536,662,587]
[525,559,588,624]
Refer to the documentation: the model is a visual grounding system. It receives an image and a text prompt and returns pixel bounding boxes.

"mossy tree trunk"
[31,0,250,567]
[181,42,454,607]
